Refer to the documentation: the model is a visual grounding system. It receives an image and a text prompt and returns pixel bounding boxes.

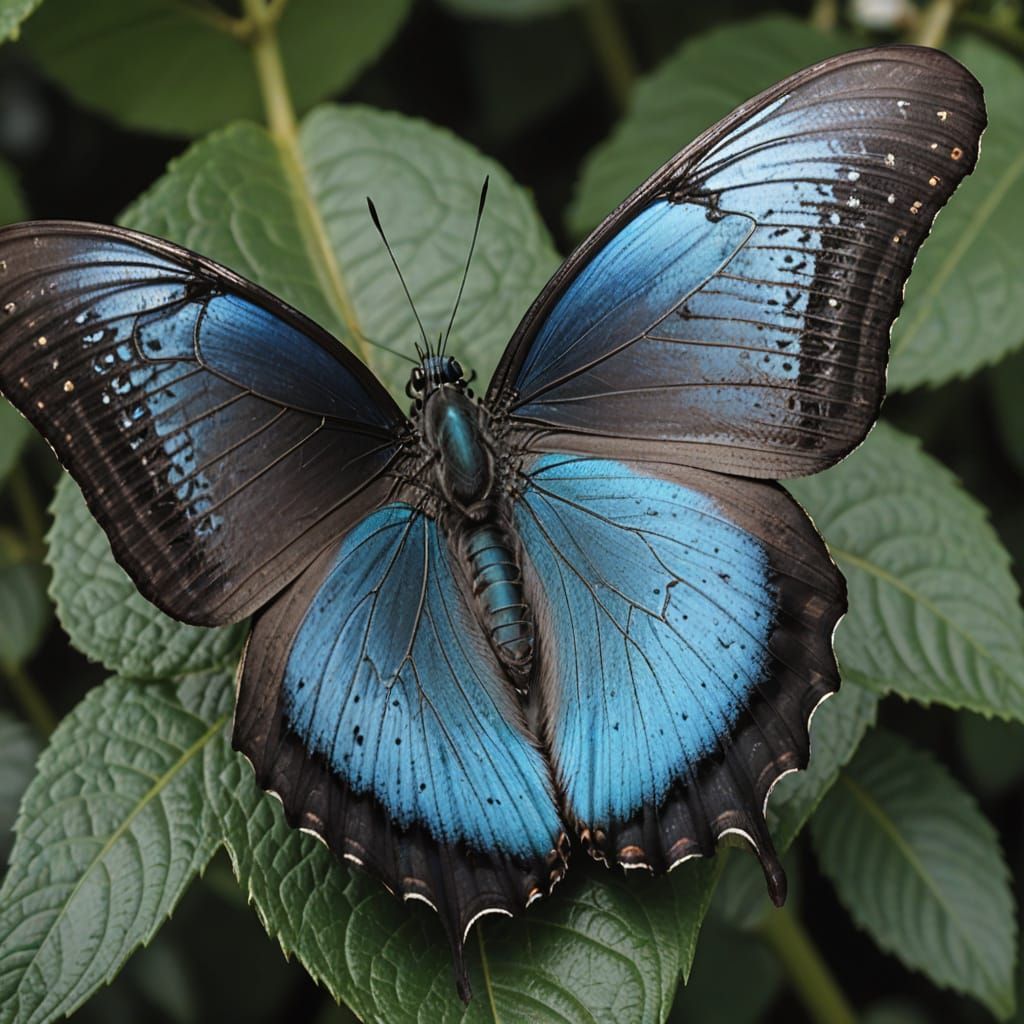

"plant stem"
[757,905,856,1024]
[9,466,45,559]
[243,0,299,144]
[4,662,56,738]
[910,0,958,47]
[580,0,636,112]
[808,0,839,32]
[239,0,371,367]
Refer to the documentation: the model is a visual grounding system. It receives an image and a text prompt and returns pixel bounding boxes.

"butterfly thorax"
[413,359,534,688]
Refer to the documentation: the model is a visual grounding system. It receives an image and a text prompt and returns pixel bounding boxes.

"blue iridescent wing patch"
[233,503,566,994]
[517,454,844,895]
[490,46,986,478]
[0,223,407,623]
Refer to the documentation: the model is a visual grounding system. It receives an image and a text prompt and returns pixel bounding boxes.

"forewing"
[490,46,985,478]
[0,222,409,624]
[516,455,844,894]
[233,503,567,998]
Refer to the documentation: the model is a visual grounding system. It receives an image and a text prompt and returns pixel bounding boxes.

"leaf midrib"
[271,118,370,368]
[2,708,229,1013]
[831,545,1019,705]
[837,771,1005,1004]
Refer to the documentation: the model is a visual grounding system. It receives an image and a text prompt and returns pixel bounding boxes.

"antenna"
[440,176,489,356]
[354,329,418,366]
[366,196,432,356]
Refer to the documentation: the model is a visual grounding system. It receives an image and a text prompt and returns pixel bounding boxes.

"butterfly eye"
[445,357,463,383]
[411,366,426,392]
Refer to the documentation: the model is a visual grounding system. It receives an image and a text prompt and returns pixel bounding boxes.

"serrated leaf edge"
[832,544,1023,717]
[3,708,230,1021]
[834,768,1011,1015]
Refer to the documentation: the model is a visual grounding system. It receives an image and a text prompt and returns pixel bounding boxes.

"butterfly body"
[409,354,536,684]
[0,45,987,1002]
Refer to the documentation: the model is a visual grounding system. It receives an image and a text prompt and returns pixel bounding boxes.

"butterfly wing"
[515,454,844,892]
[0,222,409,624]
[233,503,567,999]
[489,46,985,478]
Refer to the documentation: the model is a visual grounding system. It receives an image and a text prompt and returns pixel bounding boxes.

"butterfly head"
[410,355,466,396]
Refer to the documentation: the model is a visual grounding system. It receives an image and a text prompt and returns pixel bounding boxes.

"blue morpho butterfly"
[0,46,985,1000]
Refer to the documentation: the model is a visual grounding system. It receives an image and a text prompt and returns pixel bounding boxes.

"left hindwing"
[234,503,567,997]
[515,454,845,894]
[489,46,985,479]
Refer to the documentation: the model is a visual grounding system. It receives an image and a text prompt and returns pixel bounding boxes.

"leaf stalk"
[580,0,636,112]
[757,904,857,1024]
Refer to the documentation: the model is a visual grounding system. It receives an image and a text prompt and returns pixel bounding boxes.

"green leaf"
[812,730,1017,1019]
[767,679,879,853]
[789,422,1024,720]
[0,0,41,42]
[0,159,26,224]
[956,712,1024,799]
[0,402,31,487]
[567,15,849,236]
[46,476,245,678]
[20,0,411,137]
[0,671,234,1024]
[214,747,718,1022]
[120,107,559,400]
[0,712,39,861]
[0,556,49,668]
[888,38,1024,389]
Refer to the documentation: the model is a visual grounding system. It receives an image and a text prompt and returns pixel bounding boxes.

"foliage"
[0,2,1021,1023]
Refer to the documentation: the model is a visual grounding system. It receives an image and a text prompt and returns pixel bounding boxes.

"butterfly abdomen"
[460,520,533,688]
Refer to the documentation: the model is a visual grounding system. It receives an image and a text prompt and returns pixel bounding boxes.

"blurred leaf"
[889,38,1024,389]
[0,159,26,224]
[956,712,1024,799]
[215,743,719,1021]
[991,348,1024,475]
[465,18,590,144]
[568,15,847,235]
[0,557,48,667]
[0,402,30,487]
[0,671,234,1024]
[861,1000,932,1024]
[790,423,1024,720]
[121,109,558,399]
[440,0,578,18]
[0,712,38,861]
[767,678,879,852]
[20,0,411,137]
[812,731,1016,1019]
[46,476,245,678]
[0,0,41,42]
[667,915,782,1024]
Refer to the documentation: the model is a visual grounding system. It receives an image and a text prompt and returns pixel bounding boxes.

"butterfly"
[0,45,985,1000]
